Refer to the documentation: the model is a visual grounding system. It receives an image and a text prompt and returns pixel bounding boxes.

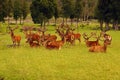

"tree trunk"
[63,18,64,24]
[55,18,57,26]
[105,22,110,31]
[16,20,17,26]
[8,17,10,27]
[83,15,86,21]
[43,21,46,29]
[41,21,43,27]
[20,17,22,25]
[66,18,67,24]
[23,19,24,25]
[100,20,103,31]
[76,18,79,28]
[114,21,118,30]
[71,18,73,25]
[47,20,50,26]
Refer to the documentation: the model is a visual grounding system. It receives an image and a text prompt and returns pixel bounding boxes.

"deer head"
[82,32,95,41]
[8,26,19,36]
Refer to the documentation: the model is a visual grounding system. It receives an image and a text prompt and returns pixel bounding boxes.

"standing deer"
[8,26,21,46]
[70,28,81,43]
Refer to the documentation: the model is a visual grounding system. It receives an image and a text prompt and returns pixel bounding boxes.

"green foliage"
[13,0,22,21]
[21,0,29,20]
[95,0,120,23]
[30,0,57,26]
[0,0,7,22]
[74,0,82,19]
[6,0,13,17]
[61,0,73,18]
[111,0,120,22]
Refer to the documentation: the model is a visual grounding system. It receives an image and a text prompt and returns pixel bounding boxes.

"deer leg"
[78,38,81,43]
[18,42,20,46]
[12,41,15,47]
[58,46,61,50]
[71,40,75,45]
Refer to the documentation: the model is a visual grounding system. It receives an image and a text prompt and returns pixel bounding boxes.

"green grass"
[0,23,120,80]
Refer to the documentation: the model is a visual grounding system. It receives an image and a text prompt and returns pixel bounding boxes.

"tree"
[61,0,73,24]
[111,0,120,30]
[6,0,13,26]
[0,0,7,22]
[30,0,56,27]
[54,4,59,26]
[74,0,82,27]
[13,0,22,25]
[81,0,98,21]
[95,0,112,30]
[21,0,29,24]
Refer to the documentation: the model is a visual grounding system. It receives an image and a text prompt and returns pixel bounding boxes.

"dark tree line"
[30,0,57,27]
[0,0,29,25]
[0,0,120,30]
[30,0,82,27]
[95,0,120,30]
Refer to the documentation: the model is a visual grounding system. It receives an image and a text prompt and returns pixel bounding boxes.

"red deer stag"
[45,36,66,50]
[56,28,75,45]
[89,38,109,53]
[26,37,40,47]
[82,32,100,47]
[70,28,81,43]
[23,27,41,45]
[25,32,41,44]
[101,31,112,45]
[37,28,57,46]
[8,26,21,46]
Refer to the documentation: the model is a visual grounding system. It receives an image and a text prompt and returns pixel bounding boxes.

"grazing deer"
[83,32,100,47]
[8,26,21,46]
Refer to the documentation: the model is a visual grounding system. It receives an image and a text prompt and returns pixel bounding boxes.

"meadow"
[0,22,120,80]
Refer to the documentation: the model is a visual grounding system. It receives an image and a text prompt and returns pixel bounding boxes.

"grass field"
[0,22,120,80]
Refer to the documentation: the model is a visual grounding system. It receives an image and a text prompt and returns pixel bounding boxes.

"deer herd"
[7,24,112,53]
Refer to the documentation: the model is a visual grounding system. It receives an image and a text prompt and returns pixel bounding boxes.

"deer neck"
[62,37,66,43]
[10,31,15,38]
[103,43,107,52]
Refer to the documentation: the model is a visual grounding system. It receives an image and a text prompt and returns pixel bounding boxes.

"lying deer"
[23,29,41,45]
[8,26,21,46]
[89,38,109,52]
[56,28,75,45]
[26,37,40,47]
[82,32,100,47]
[45,37,66,50]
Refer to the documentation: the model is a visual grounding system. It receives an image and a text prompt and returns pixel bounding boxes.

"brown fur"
[89,42,107,53]
[25,32,41,44]
[10,30,21,46]
[45,37,66,50]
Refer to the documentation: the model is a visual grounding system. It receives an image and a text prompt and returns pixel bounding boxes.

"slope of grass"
[0,23,120,80]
